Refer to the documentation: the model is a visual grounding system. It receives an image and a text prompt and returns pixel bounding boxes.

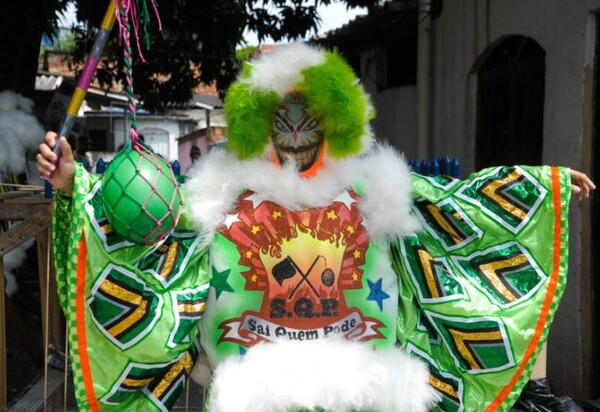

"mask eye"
[273,119,291,132]
[304,117,320,131]
[273,110,293,132]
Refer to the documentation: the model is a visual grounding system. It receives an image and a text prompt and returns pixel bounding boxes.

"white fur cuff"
[208,339,439,412]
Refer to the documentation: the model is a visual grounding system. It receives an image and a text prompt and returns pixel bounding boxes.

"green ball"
[101,142,182,245]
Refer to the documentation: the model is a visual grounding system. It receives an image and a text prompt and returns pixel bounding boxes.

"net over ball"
[101,141,182,245]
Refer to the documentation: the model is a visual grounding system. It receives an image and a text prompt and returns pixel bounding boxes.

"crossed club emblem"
[272,255,335,299]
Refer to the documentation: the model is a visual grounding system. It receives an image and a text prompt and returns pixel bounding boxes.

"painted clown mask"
[271,91,325,173]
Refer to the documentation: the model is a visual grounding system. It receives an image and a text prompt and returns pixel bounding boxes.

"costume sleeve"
[52,163,210,412]
[392,165,572,412]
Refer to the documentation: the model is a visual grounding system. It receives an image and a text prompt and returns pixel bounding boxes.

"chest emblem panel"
[217,190,385,345]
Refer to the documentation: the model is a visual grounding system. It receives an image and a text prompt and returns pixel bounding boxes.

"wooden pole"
[37,228,61,349]
[0,234,6,409]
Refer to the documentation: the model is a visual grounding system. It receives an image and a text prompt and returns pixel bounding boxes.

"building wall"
[179,135,209,175]
[177,126,227,174]
[170,108,226,130]
[361,51,419,159]
[428,1,598,173]
[109,116,195,161]
[362,0,599,403]
[428,1,598,402]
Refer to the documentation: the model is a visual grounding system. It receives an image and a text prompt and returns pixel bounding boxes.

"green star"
[210,266,234,299]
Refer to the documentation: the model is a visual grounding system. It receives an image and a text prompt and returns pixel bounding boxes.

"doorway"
[475,35,545,169]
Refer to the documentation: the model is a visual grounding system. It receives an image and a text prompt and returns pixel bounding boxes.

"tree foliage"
[69,0,378,111]
[0,0,71,96]
[0,0,378,107]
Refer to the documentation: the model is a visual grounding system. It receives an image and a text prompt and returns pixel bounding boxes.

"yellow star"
[352,272,359,281]
[327,210,337,220]
[354,249,361,259]
[347,225,355,234]
[251,274,258,283]
[251,225,261,235]
[272,210,282,219]
[246,250,253,259]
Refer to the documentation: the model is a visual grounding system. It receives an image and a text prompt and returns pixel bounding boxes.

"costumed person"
[36,43,595,412]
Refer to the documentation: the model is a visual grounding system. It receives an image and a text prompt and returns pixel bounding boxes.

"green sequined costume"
[52,155,571,411]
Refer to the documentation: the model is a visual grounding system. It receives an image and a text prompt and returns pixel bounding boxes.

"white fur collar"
[182,144,420,248]
[202,338,439,412]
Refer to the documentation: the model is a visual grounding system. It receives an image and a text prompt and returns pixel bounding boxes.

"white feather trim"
[182,144,421,249]
[356,145,422,241]
[208,339,439,412]
[190,349,213,389]
[245,43,326,96]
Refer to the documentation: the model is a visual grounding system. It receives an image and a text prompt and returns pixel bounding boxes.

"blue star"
[367,278,390,311]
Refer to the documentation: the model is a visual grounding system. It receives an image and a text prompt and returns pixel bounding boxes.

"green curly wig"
[224,44,374,160]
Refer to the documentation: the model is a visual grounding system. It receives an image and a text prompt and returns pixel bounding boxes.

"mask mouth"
[274,140,323,172]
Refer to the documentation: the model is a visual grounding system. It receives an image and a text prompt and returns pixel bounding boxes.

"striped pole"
[47,1,117,163]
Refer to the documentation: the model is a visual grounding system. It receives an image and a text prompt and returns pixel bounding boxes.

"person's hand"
[36,132,75,195]
[570,169,595,201]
